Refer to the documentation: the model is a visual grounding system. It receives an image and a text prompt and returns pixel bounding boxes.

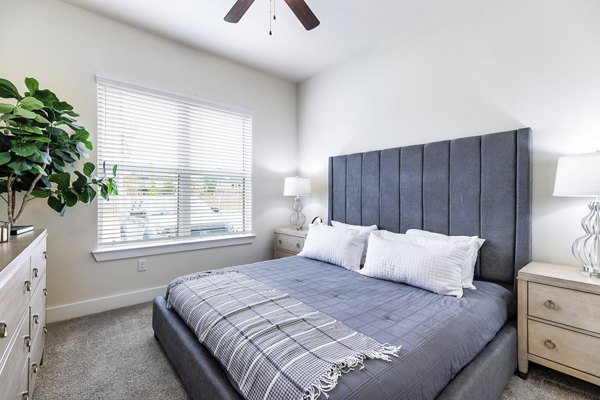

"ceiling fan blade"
[283,0,320,31]
[224,0,256,23]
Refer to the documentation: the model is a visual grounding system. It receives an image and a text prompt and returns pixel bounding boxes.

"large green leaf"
[19,96,44,111]
[13,107,37,119]
[31,189,50,198]
[0,152,11,165]
[0,79,21,99]
[0,103,14,113]
[7,125,43,135]
[72,130,90,141]
[28,136,51,143]
[31,164,48,176]
[62,189,78,207]
[24,78,39,95]
[7,159,32,173]
[34,89,59,108]
[27,150,52,164]
[83,162,95,177]
[34,114,50,125]
[11,143,39,157]
[49,172,70,189]
[47,195,65,213]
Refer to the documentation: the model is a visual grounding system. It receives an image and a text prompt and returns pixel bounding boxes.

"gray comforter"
[170,256,514,400]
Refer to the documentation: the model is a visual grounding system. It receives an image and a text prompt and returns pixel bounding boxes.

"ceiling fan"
[224,0,320,31]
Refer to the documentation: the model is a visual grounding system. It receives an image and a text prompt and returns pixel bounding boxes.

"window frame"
[92,76,254,261]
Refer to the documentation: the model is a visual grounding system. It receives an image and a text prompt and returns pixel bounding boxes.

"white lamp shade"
[554,151,600,197]
[284,177,311,197]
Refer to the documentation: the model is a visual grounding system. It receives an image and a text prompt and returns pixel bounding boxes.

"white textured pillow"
[298,224,364,271]
[406,229,485,290]
[331,221,378,265]
[331,221,378,232]
[361,232,466,297]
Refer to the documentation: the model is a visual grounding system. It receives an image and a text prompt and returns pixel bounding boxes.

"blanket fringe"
[302,344,402,400]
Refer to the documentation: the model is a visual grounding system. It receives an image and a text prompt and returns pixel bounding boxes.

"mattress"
[168,256,515,400]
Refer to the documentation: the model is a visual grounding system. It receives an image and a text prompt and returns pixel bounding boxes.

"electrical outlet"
[137,259,147,272]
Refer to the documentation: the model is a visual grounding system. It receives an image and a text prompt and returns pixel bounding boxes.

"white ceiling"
[62,0,451,83]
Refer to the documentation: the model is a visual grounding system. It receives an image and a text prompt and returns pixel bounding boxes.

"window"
[96,77,252,252]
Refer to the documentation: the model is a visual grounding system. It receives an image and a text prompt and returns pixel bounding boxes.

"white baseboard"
[47,285,166,323]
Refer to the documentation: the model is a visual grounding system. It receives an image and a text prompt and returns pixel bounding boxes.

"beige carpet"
[34,302,600,400]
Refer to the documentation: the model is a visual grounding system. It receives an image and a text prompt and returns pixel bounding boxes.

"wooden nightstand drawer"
[529,282,600,333]
[529,320,600,378]
[275,233,305,253]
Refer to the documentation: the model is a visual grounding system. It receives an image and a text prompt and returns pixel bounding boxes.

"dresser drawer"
[528,320,600,378]
[275,233,305,253]
[0,259,31,365]
[274,249,296,259]
[529,282,600,333]
[0,314,30,400]
[29,322,46,393]
[30,274,47,345]
[30,237,47,294]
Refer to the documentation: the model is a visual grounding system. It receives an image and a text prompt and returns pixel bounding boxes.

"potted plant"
[0,77,117,231]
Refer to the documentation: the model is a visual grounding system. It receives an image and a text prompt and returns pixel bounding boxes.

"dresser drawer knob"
[43,288,48,297]
[544,339,556,350]
[0,321,7,338]
[43,251,47,260]
[33,268,39,278]
[24,335,31,350]
[296,243,300,248]
[32,363,38,374]
[22,392,29,400]
[43,326,48,334]
[33,315,39,324]
[25,280,31,292]
[544,300,556,309]
[278,239,282,244]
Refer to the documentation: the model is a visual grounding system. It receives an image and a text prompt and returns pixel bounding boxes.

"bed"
[153,128,532,400]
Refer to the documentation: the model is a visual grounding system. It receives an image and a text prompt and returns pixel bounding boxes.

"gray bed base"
[153,296,517,400]
[152,128,530,399]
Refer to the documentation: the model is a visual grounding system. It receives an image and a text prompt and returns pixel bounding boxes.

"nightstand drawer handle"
[296,243,300,248]
[544,300,556,309]
[0,321,7,338]
[33,268,39,278]
[278,239,282,244]
[25,280,31,292]
[544,339,556,350]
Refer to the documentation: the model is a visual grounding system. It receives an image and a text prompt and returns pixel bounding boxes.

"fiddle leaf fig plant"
[0,77,117,224]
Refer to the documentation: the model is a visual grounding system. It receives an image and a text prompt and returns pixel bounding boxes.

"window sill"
[92,233,256,262]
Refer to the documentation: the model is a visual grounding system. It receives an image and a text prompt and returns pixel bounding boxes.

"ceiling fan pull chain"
[273,0,277,20]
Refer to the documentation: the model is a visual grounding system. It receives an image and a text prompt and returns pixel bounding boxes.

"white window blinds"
[96,78,252,248]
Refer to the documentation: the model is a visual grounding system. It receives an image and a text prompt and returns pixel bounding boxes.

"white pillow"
[406,229,485,290]
[298,224,365,271]
[331,221,378,265]
[361,232,466,297]
[331,221,378,233]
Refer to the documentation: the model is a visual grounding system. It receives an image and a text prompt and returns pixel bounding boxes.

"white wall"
[298,0,600,267]
[1,0,297,320]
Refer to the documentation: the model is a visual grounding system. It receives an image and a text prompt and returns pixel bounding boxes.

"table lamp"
[284,177,311,230]
[554,151,600,276]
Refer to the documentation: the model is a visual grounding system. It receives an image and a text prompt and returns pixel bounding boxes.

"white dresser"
[0,230,47,400]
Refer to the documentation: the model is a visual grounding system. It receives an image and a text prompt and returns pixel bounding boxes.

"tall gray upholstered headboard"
[328,128,532,286]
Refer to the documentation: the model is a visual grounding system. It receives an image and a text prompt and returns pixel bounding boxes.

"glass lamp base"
[572,200,600,277]
[289,196,306,230]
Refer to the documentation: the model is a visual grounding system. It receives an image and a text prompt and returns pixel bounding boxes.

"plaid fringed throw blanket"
[166,271,401,400]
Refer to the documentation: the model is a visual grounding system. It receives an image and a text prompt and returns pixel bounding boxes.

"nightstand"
[517,261,600,385]
[273,227,308,259]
